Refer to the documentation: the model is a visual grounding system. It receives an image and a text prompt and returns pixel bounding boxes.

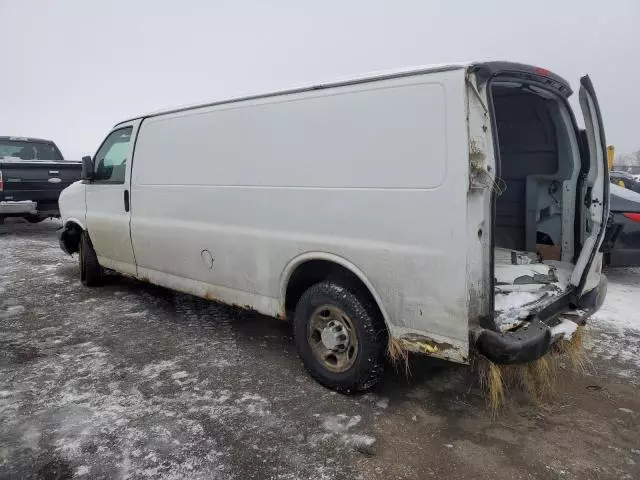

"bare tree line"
[614,149,640,173]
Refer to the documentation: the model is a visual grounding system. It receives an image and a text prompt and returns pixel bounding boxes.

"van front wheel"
[293,281,386,393]
[79,232,103,286]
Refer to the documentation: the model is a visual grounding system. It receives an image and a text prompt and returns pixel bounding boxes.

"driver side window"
[93,127,133,184]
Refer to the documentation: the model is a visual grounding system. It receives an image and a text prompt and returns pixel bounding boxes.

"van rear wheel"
[293,281,386,393]
[79,232,103,286]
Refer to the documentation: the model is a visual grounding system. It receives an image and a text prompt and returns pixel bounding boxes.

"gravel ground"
[1,219,639,480]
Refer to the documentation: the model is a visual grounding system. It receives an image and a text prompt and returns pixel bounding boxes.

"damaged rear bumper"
[474,275,607,364]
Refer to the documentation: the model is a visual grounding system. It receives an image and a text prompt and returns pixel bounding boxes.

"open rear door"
[570,76,610,296]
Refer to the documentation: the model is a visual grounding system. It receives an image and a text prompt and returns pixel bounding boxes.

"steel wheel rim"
[308,304,358,373]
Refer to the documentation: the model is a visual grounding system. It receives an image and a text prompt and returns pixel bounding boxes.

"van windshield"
[0,139,63,161]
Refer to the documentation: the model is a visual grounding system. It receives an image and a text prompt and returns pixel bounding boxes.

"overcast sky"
[1,0,639,159]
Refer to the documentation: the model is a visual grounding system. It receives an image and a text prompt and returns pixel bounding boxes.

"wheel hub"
[320,320,350,351]
[308,305,359,373]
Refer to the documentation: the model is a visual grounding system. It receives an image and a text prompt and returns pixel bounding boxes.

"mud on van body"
[59,61,608,392]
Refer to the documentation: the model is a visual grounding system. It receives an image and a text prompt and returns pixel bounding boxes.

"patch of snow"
[312,414,376,454]
[618,407,634,414]
[550,319,579,340]
[495,263,555,285]
[322,414,361,434]
[591,280,640,332]
[587,274,640,374]
[494,291,547,331]
[0,304,26,318]
[495,291,542,312]
[21,425,40,450]
[360,393,389,409]
[238,393,267,403]
[237,393,270,416]
[120,449,131,479]
[76,465,90,476]
[140,360,179,379]
[341,433,376,448]
[210,390,232,404]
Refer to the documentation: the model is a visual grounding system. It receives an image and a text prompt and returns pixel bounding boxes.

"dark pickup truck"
[0,136,81,224]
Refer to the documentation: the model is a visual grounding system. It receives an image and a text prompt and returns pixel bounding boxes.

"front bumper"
[0,201,37,215]
[474,275,608,365]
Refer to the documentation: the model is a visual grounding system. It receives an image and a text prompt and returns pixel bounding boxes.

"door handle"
[124,189,130,212]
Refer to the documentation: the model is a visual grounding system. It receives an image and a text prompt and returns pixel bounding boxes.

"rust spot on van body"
[397,334,467,363]
[204,291,218,301]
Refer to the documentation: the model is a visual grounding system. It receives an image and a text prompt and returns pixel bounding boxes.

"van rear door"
[570,76,609,296]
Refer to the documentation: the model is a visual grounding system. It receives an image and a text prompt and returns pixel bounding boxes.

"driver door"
[85,120,140,275]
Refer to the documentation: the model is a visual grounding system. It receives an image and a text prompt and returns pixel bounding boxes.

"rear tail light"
[0,171,3,191]
[534,67,552,77]
[623,213,640,223]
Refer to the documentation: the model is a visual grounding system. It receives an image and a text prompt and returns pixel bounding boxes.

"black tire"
[293,281,387,393]
[79,232,103,286]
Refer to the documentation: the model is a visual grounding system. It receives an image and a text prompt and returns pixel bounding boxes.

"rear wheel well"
[284,260,384,323]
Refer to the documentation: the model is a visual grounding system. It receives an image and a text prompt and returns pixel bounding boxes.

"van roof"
[115,62,471,126]
[115,61,572,126]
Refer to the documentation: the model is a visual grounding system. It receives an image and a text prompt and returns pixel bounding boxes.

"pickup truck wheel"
[293,281,386,393]
[79,232,103,286]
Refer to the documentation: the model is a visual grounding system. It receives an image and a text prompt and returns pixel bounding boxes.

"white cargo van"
[59,62,609,392]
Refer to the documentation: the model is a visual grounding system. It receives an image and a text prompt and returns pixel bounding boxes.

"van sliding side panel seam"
[128,118,145,275]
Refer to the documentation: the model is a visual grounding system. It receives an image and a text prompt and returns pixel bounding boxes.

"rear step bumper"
[474,275,607,364]
[0,200,37,215]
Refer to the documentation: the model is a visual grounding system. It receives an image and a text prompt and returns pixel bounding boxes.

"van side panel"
[130,70,470,359]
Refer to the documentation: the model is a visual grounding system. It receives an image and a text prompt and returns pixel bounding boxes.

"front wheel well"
[284,259,385,323]
[61,221,83,254]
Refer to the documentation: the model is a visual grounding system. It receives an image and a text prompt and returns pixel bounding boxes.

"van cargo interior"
[491,81,581,329]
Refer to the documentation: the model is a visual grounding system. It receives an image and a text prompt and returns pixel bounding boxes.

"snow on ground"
[2,221,640,479]
[0,225,386,479]
[587,268,640,383]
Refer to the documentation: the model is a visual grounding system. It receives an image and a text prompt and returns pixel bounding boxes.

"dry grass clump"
[387,326,589,416]
[474,326,588,415]
[551,326,590,373]
[477,360,505,413]
[387,337,411,377]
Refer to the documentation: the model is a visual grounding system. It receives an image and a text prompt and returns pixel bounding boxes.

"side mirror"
[81,155,94,181]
